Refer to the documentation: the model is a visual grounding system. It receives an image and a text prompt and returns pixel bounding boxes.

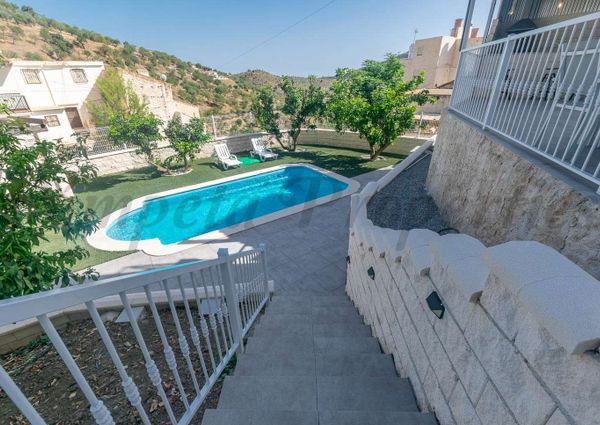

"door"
[65,107,84,129]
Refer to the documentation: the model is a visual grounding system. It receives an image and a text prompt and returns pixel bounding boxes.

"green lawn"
[44,145,407,270]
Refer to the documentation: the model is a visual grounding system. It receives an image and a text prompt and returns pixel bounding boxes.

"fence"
[0,246,270,424]
[0,93,30,112]
[74,126,135,157]
[450,12,600,189]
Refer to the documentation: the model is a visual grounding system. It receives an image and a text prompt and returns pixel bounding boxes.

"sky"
[12,0,493,77]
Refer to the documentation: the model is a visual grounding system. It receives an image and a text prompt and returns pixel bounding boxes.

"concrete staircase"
[201,294,436,425]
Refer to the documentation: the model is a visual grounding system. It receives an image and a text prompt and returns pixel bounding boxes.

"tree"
[327,54,431,160]
[86,67,147,126]
[163,117,211,171]
[251,76,325,151]
[107,111,162,165]
[0,108,99,299]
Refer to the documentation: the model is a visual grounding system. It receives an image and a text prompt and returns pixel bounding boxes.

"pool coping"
[86,164,360,256]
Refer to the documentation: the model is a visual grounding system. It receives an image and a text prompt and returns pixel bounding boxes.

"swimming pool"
[88,165,359,255]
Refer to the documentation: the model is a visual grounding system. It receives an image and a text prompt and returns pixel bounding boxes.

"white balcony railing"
[0,246,270,424]
[450,12,600,190]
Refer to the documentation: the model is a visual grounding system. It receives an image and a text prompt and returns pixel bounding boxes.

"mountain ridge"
[0,1,332,114]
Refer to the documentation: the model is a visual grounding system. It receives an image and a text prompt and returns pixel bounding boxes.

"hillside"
[233,69,334,92]
[0,1,331,115]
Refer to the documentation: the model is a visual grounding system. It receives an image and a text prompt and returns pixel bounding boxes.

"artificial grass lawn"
[44,145,407,270]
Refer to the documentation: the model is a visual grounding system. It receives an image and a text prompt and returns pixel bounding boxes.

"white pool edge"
[86,164,360,256]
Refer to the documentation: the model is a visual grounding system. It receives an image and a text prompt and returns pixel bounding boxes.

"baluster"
[218,248,244,354]
[259,243,270,305]
[85,301,151,425]
[162,279,201,395]
[190,271,216,371]
[118,293,177,424]
[200,268,224,363]
[208,266,230,352]
[233,257,249,327]
[0,365,46,425]
[178,275,210,382]
[251,252,262,313]
[37,315,115,425]
[143,286,189,409]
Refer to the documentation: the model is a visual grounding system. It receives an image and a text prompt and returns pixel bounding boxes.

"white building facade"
[0,60,104,141]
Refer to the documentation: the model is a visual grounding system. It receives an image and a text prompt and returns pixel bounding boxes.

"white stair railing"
[0,245,270,424]
[450,12,600,191]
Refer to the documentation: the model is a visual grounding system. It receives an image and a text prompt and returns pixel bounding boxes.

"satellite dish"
[160,74,167,81]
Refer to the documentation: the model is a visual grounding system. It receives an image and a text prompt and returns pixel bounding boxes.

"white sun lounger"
[250,137,279,162]
[214,143,242,170]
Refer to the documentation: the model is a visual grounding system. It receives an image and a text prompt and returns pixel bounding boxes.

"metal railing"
[0,93,30,112]
[75,126,133,156]
[450,12,600,189]
[0,246,270,424]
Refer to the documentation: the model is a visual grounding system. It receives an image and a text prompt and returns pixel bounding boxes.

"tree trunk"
[369,144,384,161]
[183,156,189,171]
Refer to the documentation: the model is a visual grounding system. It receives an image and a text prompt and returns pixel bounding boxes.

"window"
[416,47,424,57]
[44,115,60,127]
[70,68,88,83]
[22,69,41,84]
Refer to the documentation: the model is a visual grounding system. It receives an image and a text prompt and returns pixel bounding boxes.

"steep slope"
[0,1,249,114]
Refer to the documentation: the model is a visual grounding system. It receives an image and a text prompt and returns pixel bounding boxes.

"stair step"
[245,336,314,354]
[269,295,354,308]
[267,304,358,316]
[318,410,437,425]
[201,409,317,425]
[314,336,381,354]
[318,376,418,412]
[244,336,380,355]
[259,312,363,325]
[316,353,396,377]
[217,376,418,412]
[235,352,315,376]
[252,323,372,338]
[234,352,394,377]
[217,376,317,411]
[253,323,313,338]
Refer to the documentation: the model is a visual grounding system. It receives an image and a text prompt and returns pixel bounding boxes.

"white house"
[0,60,104,141]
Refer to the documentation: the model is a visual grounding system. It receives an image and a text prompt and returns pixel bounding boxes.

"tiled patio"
[93,170,388,294]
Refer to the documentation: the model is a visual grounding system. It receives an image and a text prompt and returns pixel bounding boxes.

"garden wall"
[347,153,600,425]
[88,132,270,175]
[297,129,424,157]
[426,110,600,280]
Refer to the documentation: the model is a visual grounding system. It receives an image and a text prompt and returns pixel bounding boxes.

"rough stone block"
[475,381,518,425]
[484,241,593,296]
[518,275,600,354]
[448,383,482,425]
[479,274,525,341]
[434,312,487,402]
[423,366,456,425]
[514,313,600,425]
[545,410,570,425]
[464,307,555,425]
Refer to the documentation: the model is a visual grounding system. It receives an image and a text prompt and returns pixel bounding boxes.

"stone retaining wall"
[426,110,600,279]
[347,153,600,425]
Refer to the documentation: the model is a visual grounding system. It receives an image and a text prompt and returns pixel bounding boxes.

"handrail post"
[218,248,244,354]
[258,243,270,304]
[482,35,516,130]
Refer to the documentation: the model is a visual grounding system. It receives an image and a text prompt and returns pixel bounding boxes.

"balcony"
[450,12,600,190]
[0,93,30,113]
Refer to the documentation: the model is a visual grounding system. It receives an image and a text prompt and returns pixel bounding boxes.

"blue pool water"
[107,166,348,245]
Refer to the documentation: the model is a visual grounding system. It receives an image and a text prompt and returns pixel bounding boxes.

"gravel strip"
[367,152,446,232]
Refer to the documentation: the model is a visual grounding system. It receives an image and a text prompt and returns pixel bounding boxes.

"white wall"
[346,147,600,425]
